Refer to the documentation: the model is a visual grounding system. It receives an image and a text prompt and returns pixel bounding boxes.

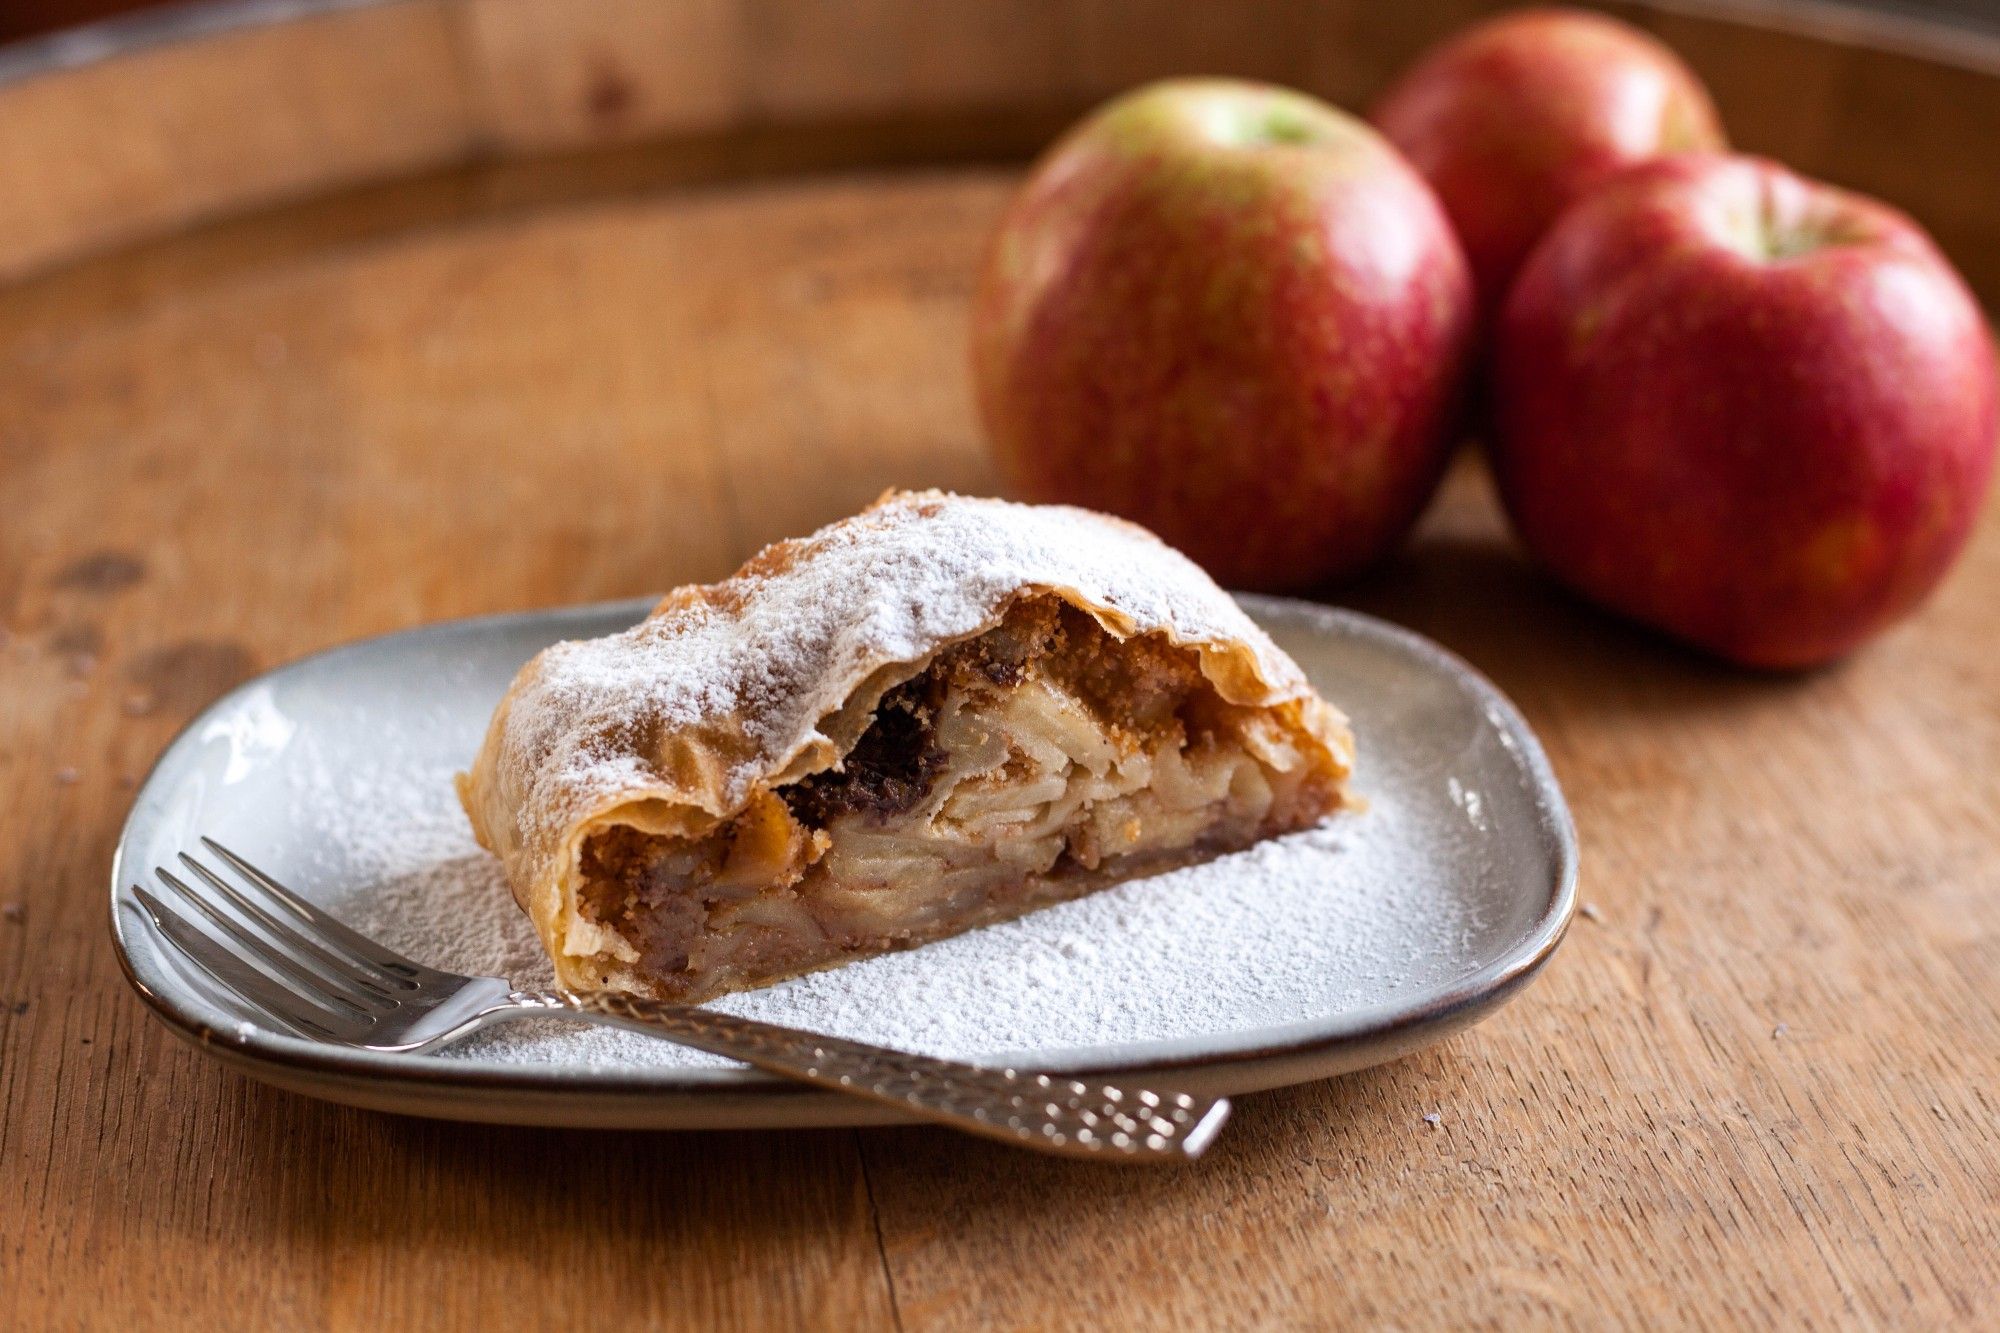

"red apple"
[972,79,1475,590]
[1373,8,1725,317]
[1492,153,1997,668]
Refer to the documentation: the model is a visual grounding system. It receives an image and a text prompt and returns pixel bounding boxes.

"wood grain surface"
[2,3,1998,1330]
[3,160,1997,1333]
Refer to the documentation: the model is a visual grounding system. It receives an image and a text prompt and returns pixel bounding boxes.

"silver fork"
[131,839,1230,1161]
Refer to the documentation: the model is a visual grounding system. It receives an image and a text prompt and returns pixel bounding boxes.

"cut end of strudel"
[458,490,1356,1003]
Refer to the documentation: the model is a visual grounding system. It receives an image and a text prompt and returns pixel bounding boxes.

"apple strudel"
[459,490,1355,1003]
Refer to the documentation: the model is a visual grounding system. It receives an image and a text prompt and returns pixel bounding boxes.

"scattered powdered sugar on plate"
[313,742,1489,1072]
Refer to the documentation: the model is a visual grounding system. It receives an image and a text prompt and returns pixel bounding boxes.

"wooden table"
[3,2,1998,1327]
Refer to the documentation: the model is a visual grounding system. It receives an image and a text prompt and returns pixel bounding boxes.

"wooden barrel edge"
[1,0,1998,301]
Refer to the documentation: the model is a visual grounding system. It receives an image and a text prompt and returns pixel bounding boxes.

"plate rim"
[109,593,1578,1123]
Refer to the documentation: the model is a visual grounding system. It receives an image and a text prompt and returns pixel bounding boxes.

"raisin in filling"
[782,676,947,827]
[780,601,1069,829]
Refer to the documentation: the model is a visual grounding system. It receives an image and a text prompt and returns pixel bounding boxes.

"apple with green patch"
[1492,154,1997,668]
[972,79,1474,591]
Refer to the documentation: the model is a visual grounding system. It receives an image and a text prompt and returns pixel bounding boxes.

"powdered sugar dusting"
[485,491,1317,863]
[117,585,1565,1089]
[318,745,1489,1071]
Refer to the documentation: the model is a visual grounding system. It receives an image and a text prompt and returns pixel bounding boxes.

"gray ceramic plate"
[110,595,1576,1129]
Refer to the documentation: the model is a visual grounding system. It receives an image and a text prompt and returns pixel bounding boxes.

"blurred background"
[4,0,1999,311]
[5,0,1997,43]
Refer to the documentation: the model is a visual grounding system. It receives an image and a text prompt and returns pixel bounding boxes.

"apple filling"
[572,599,1338,1001]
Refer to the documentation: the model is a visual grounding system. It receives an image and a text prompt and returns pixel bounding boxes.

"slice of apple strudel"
[459,490,1356,1003]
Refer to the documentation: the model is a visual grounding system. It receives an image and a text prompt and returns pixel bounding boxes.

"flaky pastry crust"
[459,490,1354,998]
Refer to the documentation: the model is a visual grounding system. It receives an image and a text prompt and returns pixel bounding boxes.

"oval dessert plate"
[110,596,1577,1130]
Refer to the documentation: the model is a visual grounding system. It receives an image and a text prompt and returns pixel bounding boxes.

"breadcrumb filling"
[575,598,1337,1001]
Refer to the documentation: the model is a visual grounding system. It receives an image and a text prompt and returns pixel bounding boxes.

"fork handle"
[513,988,1229,1161]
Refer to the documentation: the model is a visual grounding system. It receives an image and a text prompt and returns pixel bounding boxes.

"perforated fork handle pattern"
[512,989,1229,1161]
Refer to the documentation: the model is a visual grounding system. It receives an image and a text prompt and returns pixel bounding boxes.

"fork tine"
[199,838,424,988]
[156,867,380,1017]
[132,885,350,1038]
[151,930,340,1043]
[176,854,395,1002]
